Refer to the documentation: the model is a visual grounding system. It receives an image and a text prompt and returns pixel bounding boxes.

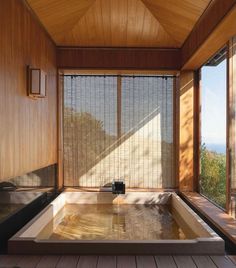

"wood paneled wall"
[178,71,195,191]
[0,0,57,181]
[182,0,236,70]
[57,47,181,70]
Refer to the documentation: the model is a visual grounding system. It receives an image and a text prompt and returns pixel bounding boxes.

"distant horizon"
[202,142,226,154]
[201,60,226,146]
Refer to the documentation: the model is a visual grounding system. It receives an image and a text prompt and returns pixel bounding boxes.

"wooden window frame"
[195,44,231,213]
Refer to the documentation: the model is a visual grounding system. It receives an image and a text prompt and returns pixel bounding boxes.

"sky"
[201,59,226,146]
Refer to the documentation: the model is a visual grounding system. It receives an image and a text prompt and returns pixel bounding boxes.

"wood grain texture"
[117,256,136,268]
[0,255,23,267]
[182,0,236,67]
[56,255,79,268]
[16,255,41,268]
[36,255,60,268]
[181,192,236,244]
[228,255,236,265]
[76,256,98,268]
[57,75,64,189]
[0,0,57,181]
[210,255,236,268]
[154,256,177,268]
[0,255,236,268]
[26,0,95,43]
[142,0,211,44]
[136,256,156,268]
[97,256,116,268]
[178,71,194,191]
[57,47,181,70]
[182,1,236,69]
[27,0,179,47]
[173,256,196,268]
[193,71,200,193]
[59,0,178,48]
[192,256,217,268]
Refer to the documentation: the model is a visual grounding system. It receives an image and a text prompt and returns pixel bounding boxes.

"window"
[63,75,175,188]
[200,48,227,209]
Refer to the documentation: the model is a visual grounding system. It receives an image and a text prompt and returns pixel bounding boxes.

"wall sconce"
[27,66,47,98]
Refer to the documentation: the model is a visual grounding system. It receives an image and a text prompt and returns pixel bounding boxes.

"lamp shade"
[27,66,46,98]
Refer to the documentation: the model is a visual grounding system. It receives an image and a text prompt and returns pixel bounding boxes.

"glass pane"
[63,76,118,187]
[200,54,227,209]
[63,75,174,188]
[230,36,236,218]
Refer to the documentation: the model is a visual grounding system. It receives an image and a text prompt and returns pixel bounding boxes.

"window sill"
[180,192,236,245]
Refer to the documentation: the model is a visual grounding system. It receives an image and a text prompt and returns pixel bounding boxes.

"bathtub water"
[38,203,197,240]
[9,191,224,255]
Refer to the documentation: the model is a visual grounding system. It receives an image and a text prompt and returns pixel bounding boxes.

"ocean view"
[204,143,226,154]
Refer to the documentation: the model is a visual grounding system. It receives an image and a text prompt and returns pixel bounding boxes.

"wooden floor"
[0,255,236,268]
[180,192,236,244]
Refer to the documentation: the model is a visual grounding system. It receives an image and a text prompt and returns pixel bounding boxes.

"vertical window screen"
[63,75,174,188]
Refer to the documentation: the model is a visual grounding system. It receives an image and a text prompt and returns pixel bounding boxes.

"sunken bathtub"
[8,191,224,255]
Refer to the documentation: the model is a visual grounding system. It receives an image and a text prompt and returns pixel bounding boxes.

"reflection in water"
[38,204,197,240]
[0,204,24,222]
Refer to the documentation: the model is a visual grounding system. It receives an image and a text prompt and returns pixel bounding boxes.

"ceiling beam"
[181,0,236,70]
[57,47,181,70]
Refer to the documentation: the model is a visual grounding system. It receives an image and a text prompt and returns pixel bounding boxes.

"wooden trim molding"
[173,77,179,189]
[57,74,64,190]
[181,192,236,245]
[57,47,181,70]
[181,0,236,70]
[178,71,194,192]
[22,0,56,46]
[193,70,200,193]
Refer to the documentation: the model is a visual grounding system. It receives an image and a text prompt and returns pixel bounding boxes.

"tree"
[200,143,226,208]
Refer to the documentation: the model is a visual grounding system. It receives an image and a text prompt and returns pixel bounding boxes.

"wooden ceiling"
[27,0,211,48]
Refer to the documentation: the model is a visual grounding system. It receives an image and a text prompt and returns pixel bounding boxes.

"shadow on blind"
[63,75,174,188]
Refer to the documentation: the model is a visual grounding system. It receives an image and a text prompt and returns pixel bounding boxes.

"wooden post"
[117,75,122,139]
[178,71,195,192]
[57,73,64,190]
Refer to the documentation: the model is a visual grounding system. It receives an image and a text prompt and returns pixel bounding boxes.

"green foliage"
[64,107,117,177]
[200,143,226,208]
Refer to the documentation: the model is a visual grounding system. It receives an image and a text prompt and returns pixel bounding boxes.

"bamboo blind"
[63,75,174,188]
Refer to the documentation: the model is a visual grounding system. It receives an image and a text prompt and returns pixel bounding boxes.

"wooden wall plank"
[57,47,181,70]
[26,0,179,47]
[178,71,195,191]
[141,0,211,45]
[182,1,236,70]
[182,0,236,67]
[0,0,57,181]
